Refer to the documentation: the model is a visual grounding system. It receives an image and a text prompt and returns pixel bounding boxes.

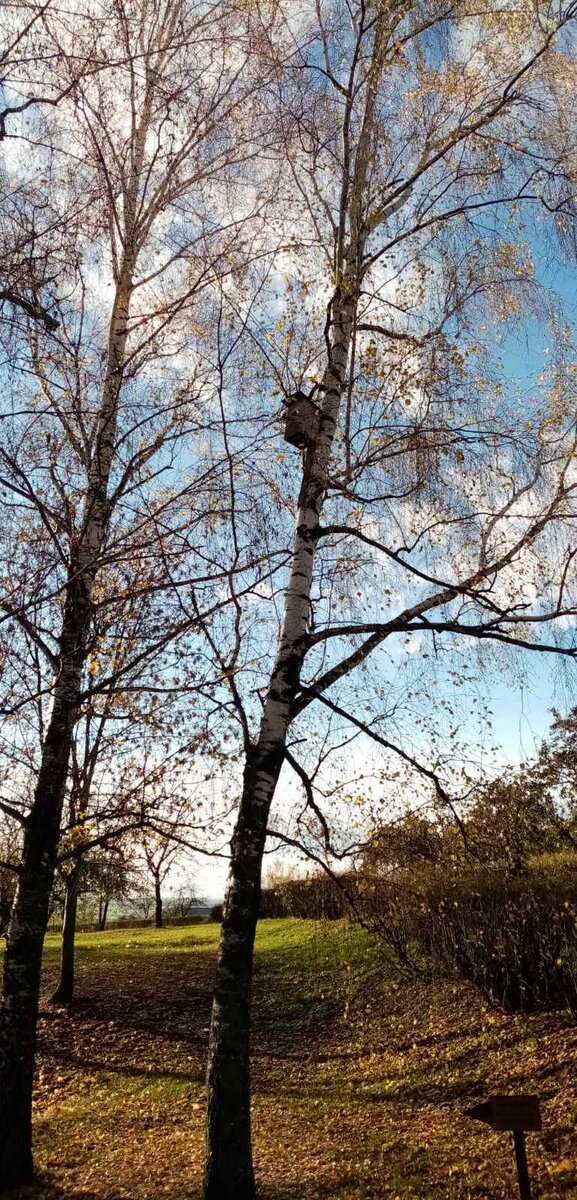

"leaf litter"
[7,919,577,1199]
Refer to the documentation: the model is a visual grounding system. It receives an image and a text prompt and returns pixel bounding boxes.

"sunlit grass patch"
[43,920,221,961]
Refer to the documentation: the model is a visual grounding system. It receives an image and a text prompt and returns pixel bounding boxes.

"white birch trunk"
[203,12,388,1190]
[203,282,357,1200]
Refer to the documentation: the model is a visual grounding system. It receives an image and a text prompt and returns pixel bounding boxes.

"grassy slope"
[11,918,577,1199]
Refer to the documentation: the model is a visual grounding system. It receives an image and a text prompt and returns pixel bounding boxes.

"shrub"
[359,853,577,1012]
[260,870,351,919]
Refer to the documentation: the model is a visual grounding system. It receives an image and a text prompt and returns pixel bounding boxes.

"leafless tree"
[0,0,270,1184]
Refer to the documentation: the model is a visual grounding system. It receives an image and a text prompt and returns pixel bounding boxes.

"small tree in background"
[139,832,183,931]
[79,846,136,933]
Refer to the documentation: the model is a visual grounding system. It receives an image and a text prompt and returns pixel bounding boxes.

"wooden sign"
[464,1095,542,1200]
[464,1095,542,1132]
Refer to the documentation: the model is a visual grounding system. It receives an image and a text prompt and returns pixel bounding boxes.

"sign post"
[464,1095,541,1200]
[513,1130,532,1200]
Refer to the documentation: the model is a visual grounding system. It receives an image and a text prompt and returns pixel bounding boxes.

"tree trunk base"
[202,1170,256,1200]
[0,1126,35,1190]
[48,984,74,1006]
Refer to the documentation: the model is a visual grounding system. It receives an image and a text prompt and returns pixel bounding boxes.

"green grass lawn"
[11,918,577,1198]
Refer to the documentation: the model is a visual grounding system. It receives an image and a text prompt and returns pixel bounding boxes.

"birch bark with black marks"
[202,13,385,1192]
[203,292,357,1200]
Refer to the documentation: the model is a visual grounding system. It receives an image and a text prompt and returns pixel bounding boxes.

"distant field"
[12,918,577,1198]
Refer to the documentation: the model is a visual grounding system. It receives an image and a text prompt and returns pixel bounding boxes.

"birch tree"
[202,2,577,1196]
[0,0,267,1185]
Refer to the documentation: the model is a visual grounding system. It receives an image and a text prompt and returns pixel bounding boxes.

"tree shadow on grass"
[41,952,216,1043]
[38,1046,205,1086]
[10,1185,128,1200]
[13,1185,314,1200]
[38,946,348,1091]
[257,1183,388,1200]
